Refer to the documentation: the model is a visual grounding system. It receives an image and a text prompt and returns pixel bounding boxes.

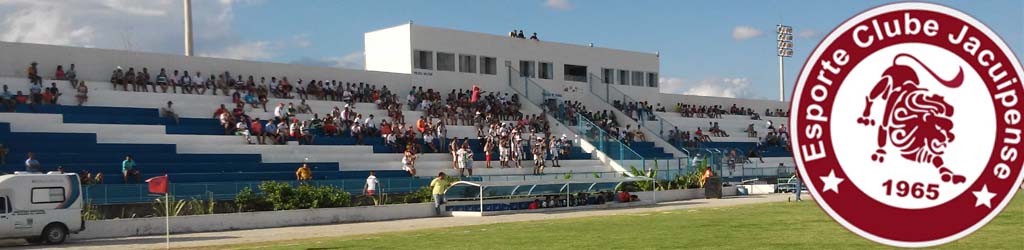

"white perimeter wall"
[74,203,436,240]
[0,41,414,95]
[72,187,739,240]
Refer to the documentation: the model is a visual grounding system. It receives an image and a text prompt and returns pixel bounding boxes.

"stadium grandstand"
[0,23,791,206]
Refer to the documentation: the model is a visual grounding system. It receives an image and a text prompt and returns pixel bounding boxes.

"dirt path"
[0,194,798,250]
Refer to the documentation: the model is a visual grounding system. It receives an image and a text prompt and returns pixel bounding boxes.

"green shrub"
[235,187,268,212]
[252,181,352,211]
[259,181,298,211]
[404,186,433,204]
[152,195,187,217]
[295,184,351,209]
[81,200,103,220]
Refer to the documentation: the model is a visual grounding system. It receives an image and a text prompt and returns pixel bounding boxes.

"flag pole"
[165,175,170,249]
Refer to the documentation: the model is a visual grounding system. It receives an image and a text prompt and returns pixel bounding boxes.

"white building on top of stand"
[365,23,660,94]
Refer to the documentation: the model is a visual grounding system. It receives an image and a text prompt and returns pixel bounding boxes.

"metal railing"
[588,73,683,149]
[507,66,678,172]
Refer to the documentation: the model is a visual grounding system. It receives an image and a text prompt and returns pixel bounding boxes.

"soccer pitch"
[197,193,1023,250]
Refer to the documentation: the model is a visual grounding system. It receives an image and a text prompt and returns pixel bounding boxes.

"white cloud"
[659,76,753,98]
[292,34,312,48]
[544,0,573,10]
[291,51,365,70]
[0,0,298,61]
[797,29,819,39]
[732,26,763,40]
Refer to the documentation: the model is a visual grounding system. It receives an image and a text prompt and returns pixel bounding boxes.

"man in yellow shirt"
[296,163,312,183]
[429,172,452,215]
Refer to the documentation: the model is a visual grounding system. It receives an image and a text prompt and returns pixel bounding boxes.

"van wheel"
[42,224,68,244]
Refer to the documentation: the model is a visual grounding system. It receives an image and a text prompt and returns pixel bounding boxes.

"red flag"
[147,175,168,194]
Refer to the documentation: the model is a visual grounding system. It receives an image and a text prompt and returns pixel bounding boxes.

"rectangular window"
[647,72,658,87]
[480,57,497,75]
[459,54,477,73]
[632,71,645,86]
[519,60,536,78]
[618,70,629,85]
[0,197,7,213]
[436,52,455,71]
[601,68,614,84]
[563,64,588,82]
[539,62,553,79]
[413,50,433,70]
[31,187,65,204]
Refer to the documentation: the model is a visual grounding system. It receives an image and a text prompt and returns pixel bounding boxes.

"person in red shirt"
[14,91,28,104]
[470,85,480,103]
[41,90,53,105]
[212,104,228,118]
[250,118,264,144]
[54,65,66,80]
[380,120,392,135]
[416,116,427,134]
[324,118,337,136]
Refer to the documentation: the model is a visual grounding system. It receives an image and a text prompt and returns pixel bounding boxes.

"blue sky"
[1,0,1020,100]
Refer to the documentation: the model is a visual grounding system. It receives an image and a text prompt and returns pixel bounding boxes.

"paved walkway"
[0,194,799,249]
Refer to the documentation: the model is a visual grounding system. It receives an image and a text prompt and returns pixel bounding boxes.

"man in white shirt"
[274,103,285,119]
[269,77,280,97]
[364,171,381,205]
[235,120,251,144]
[340,107,353,126]
[193,72,207,95]
[364,114,376,136]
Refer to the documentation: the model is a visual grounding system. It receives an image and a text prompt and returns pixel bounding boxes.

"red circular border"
[791,8,1024,243]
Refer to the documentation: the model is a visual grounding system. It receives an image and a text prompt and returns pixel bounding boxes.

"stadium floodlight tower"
[183,0,194,56]
[777,24,794,102]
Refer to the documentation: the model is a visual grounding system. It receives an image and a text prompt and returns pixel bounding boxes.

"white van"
[0,172,84,244]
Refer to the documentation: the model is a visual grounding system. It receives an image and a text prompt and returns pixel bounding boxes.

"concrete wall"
[0,41,414,96]
[737,184,777,195]
[633,189,703,202]
[72,186,739,240]
[365,24,412,74]
[73,203,435,240]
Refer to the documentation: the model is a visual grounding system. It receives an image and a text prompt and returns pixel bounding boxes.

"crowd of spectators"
[549,100,649,145]
[612,100,659,124]
[199,80,568,177]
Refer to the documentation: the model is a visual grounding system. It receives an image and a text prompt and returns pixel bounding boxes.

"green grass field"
[199,193,1023,250]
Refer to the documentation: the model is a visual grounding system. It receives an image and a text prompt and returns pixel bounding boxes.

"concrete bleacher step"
[0,77,608,184]
[656,111,788,137]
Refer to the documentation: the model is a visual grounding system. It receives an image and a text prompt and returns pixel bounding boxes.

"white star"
[820,170,845,194]
[972,185,996,208]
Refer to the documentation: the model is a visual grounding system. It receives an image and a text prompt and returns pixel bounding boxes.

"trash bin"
[705,177,723,199]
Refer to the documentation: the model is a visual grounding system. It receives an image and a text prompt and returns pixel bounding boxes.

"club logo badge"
[790,2,1024,247]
